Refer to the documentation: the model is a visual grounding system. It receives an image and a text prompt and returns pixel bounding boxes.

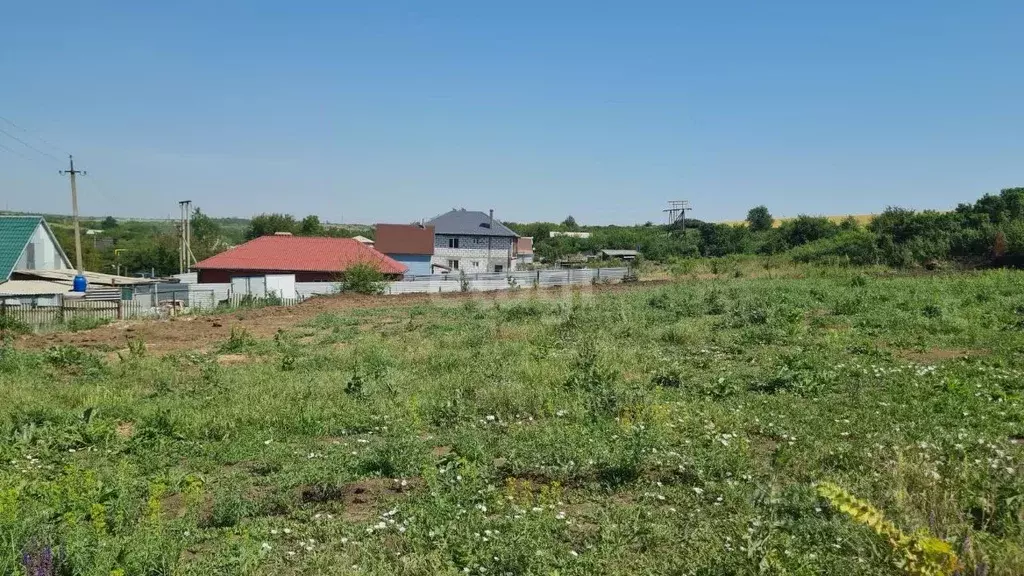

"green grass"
[2,270,1024,574]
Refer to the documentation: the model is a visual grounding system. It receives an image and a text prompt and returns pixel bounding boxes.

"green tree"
[340,262,386,294]
[778,215,838,247]
[245,213,298,240]
[101,216,118,229]
[745,205,773,232]
[300,215,325,236]
[562,216,578,230]
[839,215,861,231]
[190,208,223,260]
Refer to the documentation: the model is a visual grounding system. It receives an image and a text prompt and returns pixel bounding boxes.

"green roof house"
[0,216,72,283]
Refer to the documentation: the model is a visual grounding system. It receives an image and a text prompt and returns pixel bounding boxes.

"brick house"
[427,209,520,274]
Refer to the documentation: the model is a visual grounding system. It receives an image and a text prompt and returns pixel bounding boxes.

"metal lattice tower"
[663,200,691,229]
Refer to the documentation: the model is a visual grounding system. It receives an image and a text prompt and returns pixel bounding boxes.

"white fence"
[385,268,628,295]
[129,268,630,312]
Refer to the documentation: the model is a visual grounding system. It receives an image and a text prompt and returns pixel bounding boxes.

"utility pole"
[60,156,86,276]
[178,200,196,273]
[664,200,691,231]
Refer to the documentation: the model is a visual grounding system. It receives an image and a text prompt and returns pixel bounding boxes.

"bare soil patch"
[299,477,422,523]
[431,445,453,457]
[215,354,250,366]
[115,421,136,439]
[898,348,988,364]
[161,492,189,519]
[17,280,665,355]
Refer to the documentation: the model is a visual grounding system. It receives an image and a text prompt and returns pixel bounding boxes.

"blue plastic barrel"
[72,274,88,292]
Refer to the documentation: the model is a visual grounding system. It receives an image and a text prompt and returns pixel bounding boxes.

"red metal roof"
[194,236,408,275]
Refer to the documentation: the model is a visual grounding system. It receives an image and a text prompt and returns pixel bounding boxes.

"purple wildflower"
[20,543,60,576]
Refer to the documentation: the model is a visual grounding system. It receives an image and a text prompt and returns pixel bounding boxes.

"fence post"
[59,295,66,323]
[597,268,601,282]
[117,300,123,320]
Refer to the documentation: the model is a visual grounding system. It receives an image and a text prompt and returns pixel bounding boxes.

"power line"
[0,115,68,157]
[0,141,36,163]
[0,126,63,163]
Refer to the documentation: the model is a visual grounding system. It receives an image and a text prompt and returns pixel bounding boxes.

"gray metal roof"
[427,209,519,238]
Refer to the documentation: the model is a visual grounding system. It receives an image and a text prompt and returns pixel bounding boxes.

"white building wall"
[432,235,516,273]
[15,224,70,271]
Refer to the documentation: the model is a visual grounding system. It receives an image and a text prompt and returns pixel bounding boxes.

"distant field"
[720,214,877,227]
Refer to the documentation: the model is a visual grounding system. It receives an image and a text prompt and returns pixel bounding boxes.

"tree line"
[31,185,1024,277]
[509,187,1024,268]
[42,211,370,278]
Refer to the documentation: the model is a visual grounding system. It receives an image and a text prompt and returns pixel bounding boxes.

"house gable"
[0,216,72,281]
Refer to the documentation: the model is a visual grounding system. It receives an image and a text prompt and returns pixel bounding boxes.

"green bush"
[341,262,386,295]
[65,315,112,332]
[789,230,880,266]
[0,314,30,336]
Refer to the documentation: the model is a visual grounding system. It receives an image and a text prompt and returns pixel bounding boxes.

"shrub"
[0,314,30,337]
[44,345,102,371]
[789,230,880,266]
[65,315,112,332]
[218,328,256,353]
[341,262,386,295]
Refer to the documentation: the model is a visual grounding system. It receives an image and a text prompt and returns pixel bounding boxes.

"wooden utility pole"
[60,156,86,273]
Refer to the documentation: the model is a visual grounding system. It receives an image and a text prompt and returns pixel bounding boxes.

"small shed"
[0,279,70,307]
[600,249,640,262]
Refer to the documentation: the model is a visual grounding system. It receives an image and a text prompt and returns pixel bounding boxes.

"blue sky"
[1,1,1022,225]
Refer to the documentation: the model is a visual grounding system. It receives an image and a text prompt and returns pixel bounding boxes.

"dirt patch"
[16,280,667,355]
[431,445,453,457]
[115,421,136,439]
[161,492,189,519]
[898,348,988,364]
[216,354,250,366]
[299,477,422,523]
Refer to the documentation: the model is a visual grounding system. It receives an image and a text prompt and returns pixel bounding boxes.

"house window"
[448,260,459,270]
[448,238,460,249]
[471,261,480,268]
[494,265,503,273]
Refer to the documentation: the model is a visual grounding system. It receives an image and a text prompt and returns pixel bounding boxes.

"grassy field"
[2,270,1024,575]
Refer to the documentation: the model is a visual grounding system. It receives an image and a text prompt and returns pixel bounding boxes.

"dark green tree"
[778,215,838,247]
[245,213,299,240]
[745,205,774,232]
[300,215,325,236]
[561,216,579,230]
[101,216,118,229]
[190,208,223,259]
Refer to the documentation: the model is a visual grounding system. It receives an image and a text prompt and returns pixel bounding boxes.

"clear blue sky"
[1,1,1022,225]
